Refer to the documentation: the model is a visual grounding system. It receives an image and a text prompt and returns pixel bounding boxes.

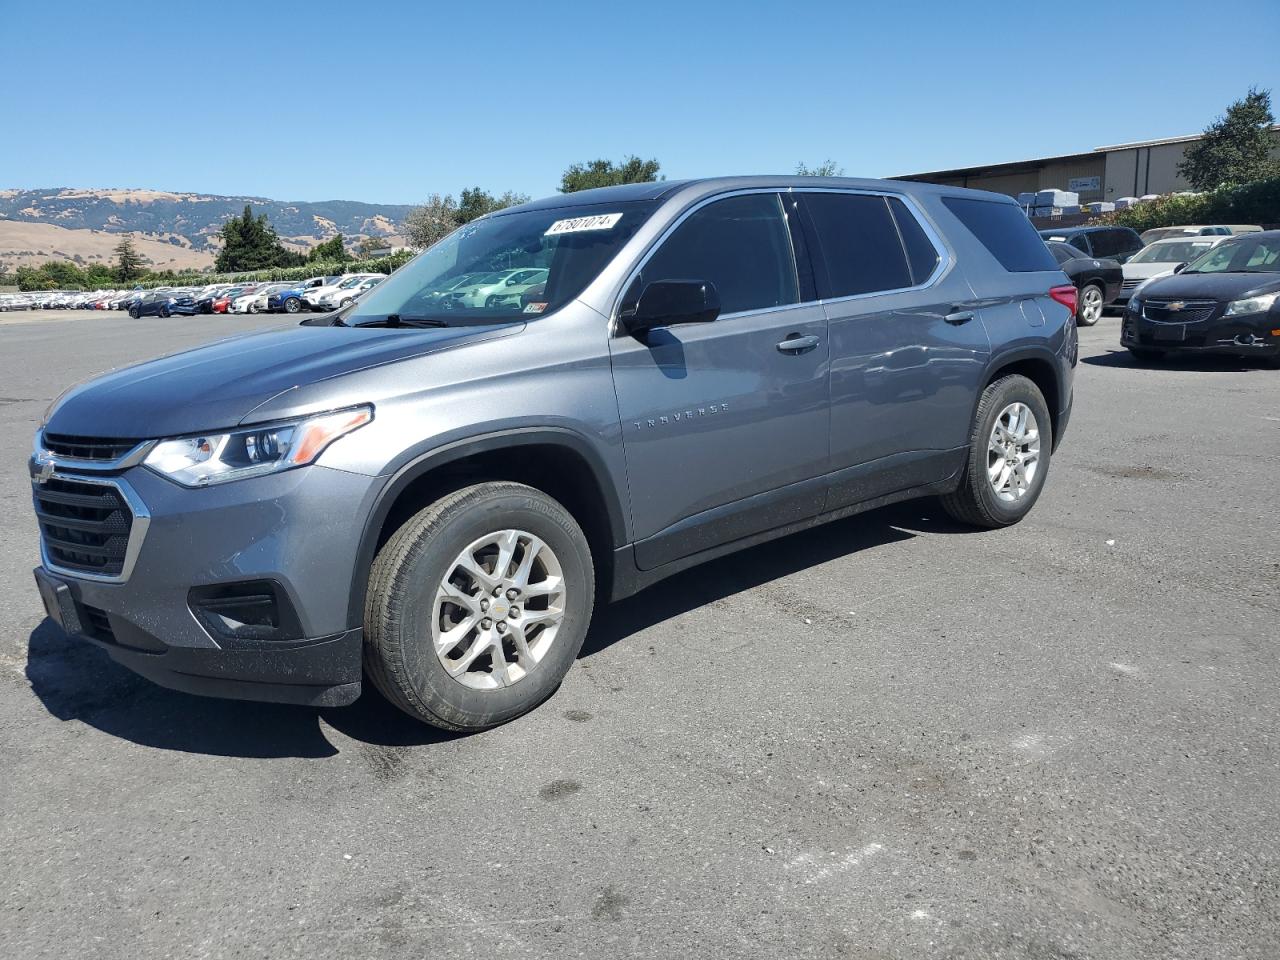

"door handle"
[945,309,976,325]
[776,334,820,354]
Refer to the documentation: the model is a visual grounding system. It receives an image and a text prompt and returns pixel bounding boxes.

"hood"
[1123,262,1179,280]
[1138,271,1280,301]
[44,322,520,439]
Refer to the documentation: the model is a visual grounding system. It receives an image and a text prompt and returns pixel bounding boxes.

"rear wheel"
[942,374,1052,528]
[363,482,594,731]
[159,306,170,318]
[1077,283,1103,326]
[1127,347,1165,363]
[128,307,139,319]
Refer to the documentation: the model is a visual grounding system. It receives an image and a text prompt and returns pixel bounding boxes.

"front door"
[609,192,830,570]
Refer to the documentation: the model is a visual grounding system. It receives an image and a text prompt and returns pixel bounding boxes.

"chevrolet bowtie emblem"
[1166,301,1185,311]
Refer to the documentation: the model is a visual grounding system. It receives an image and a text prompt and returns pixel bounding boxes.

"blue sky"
[2,0,1278,205]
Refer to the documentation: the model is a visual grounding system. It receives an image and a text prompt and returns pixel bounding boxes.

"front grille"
[1143,298,1218,324]
[42,433,140,461]
[34,477,134,577]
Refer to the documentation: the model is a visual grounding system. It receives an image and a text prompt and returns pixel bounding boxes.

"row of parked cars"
[1035,223,1266,327]
[0,272,389,316]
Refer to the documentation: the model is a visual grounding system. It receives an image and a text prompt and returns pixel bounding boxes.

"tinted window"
[1047,242,1077,264]
[946,197,1058,271]
[800,193,912,297]
[889,198,941,285]
[630,193,798,315]
[1089,229,1133,258]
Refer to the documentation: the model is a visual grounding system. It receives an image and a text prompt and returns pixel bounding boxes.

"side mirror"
[623,280,721,335]
[1173,262,1188,274]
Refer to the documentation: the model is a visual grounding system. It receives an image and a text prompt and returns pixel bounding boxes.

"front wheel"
[249,303,260,314]
[128,307,139,319]
[1077,283,1103,326]
[363,482,595,731]
[942,374,1052,528]
[159,306,170,318]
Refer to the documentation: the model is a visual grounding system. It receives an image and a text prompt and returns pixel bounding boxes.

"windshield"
[348,199,658,326]
[1130,240,1218,264]
[1184,235,1280,274]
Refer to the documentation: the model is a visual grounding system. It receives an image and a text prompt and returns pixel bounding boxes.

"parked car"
[308,276,384,311]
[267,276,338,314]
[1118,235,1230,303]
[30,176,1075,731]
[231,283,293,314]
[303,273,383,311]
[1121,230,1280,363]
[128,291,199,318]
[1139,225,1233,244]
[1039,225,1144,263]
[1044,241,1122,325]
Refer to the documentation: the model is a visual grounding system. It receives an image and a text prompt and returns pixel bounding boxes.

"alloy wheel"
[987,402,1040,502]
[1078,285,1102,325]
[431,529,566,690]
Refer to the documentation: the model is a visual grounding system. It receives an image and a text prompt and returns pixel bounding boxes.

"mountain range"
[0,187,414,272]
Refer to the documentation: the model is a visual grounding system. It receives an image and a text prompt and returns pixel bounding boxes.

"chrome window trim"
[609,185,954,335]
[33,472,151,584]
[34,429,156,473]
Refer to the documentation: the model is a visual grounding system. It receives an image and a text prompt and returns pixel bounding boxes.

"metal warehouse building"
[895,126,1280,203]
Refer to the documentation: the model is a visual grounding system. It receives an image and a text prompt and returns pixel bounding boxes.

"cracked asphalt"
[1,309,1277,959]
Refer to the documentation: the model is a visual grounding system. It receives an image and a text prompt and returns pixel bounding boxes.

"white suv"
[303,274,384,312]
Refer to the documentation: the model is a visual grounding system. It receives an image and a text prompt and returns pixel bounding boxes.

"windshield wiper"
[361,314,451,328]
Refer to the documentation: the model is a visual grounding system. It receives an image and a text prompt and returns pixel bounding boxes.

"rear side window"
[1090,228,1141,258]
[799,193,913,297]
[944,197,1058,272]
[888,198,941,285]
[631,193,798,315]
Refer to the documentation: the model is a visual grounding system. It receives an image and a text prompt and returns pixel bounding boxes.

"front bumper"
[1122,305,1280,356]
[30,462,382,706]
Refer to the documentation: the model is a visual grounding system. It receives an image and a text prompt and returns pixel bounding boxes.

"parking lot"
[1,309,1278,959]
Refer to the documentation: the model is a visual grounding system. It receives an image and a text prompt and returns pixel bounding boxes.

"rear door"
[797,190,989,509]
[609,192,830,570]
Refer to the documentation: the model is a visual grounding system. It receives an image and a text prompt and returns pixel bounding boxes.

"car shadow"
[1083,349,1276,372]
[24,500,968,758]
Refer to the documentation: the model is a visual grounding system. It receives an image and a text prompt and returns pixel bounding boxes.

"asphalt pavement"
[1,309,1277,959]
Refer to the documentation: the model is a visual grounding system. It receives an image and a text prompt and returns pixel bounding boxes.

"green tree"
[457,187,531,224]
[560,156,661,193]
[308,233,347,263]
[403,194,461,249]
[113,235,148,283]
[358,235,392,258]
[215,204,306,272]
[1179,87,1280,191]
[796,160,844,177]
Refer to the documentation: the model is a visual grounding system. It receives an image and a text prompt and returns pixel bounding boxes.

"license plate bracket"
[1151,324,1186,342]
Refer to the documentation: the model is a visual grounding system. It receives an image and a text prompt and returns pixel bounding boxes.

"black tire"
[363,482,595,731]
[249,302,260,314]
[1127,347,1165,363]
[128,307,139,319]
[160,306,171,318]
[339,298,352,308]
[285,297,300,314]
[941,374,1053,529]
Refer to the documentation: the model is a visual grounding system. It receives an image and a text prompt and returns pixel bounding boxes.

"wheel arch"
[977,347,1062,447]
[347,428,627,626]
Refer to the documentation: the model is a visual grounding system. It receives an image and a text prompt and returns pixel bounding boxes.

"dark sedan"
[128,291,199,318]
[1046,241,1122,326]
[1122,231,1280,363]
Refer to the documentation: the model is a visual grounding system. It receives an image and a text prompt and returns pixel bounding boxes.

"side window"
[1090,230,1126,258]
[942,197,1059,272]
[888,197,941,285]
[1048,243,1073,265]
[629,193,798,316]
[1071,234,1093,255]
[800,193,913,297]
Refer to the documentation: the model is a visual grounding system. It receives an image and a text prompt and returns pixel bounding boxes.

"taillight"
[1049,284,1078,316]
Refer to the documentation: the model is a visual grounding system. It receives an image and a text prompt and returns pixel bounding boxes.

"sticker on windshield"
[523,301,548,314]
[545,213,623,236]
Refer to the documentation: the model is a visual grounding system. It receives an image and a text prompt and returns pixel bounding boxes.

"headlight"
[1224,293,1278,317]
[143,405,373,487]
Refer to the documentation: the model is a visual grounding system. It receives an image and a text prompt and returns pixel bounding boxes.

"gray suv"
[30,177,1077,731]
